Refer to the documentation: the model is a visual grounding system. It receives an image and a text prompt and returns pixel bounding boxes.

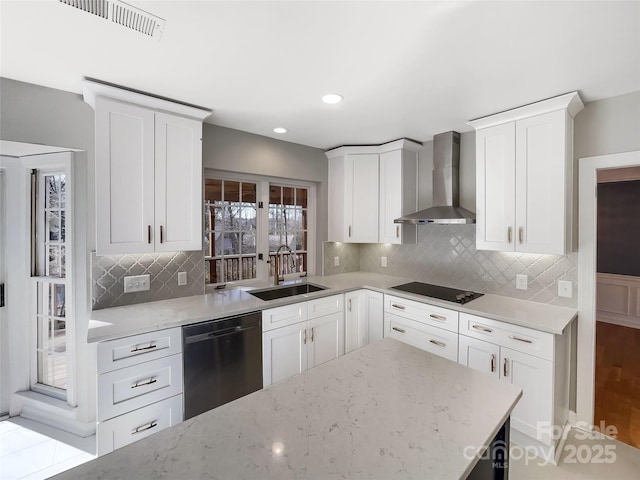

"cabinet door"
[345,290,384,354]
[308,312,345,369]
[475,123,516,252]
[364,290,384,344]
[501,347,553,445]
[155,112,203,252]
[95,97,155,254]
[349,154,379,243]
[458,335,500,380]
[515,110,567,254]
[262,323,308,387]
[379,150,417,244]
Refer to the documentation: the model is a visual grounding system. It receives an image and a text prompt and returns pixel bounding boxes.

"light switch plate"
[381,256,387,268]
[178,271,187,286]
[334,256,340,267]
[124,274,150,293]
[516,274,528,290]
[558,280,573,298]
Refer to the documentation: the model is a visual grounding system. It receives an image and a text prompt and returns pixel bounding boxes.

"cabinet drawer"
[307,294,344,320]
[97,394,183,456]
[97,353,183,422]
[97,328,182,374]
[262,302,307,332]
[459,313,553,361]
[385,313,458,362]
[384,294,459,333]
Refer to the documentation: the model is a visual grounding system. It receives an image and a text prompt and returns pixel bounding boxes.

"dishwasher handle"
[185,325,259,344]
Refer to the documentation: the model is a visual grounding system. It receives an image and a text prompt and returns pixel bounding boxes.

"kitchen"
[1,1,640,479]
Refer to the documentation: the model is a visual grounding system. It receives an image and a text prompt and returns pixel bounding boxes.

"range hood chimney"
[394,131,475,224]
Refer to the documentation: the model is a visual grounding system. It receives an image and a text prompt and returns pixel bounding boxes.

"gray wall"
[202,124,328,275]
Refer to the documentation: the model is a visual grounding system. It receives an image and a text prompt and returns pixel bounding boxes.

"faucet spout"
[274,244,294,286]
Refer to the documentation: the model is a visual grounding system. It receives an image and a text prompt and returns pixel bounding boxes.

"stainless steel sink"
[248,283,326,301]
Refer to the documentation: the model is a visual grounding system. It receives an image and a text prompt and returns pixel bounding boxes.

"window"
[204,174,315,286]
[268,185,309,277]
[204,179,258,284]
[33,171,68,395]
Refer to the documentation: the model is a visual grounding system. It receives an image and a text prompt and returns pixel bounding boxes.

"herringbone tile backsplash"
[324,225,578,308]
[92,251,205,310]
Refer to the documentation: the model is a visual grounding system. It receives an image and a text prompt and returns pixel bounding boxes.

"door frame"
[577,150,640,426]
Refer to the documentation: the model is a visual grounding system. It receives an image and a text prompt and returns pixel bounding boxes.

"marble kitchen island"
[55,339,521,479]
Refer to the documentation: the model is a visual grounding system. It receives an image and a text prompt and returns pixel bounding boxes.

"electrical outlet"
[516,274,528,290]
[178,271,187,286]
[381,256,387,268]
[558,280,572,298]
[124,274,150,293]
[334,256,340,267]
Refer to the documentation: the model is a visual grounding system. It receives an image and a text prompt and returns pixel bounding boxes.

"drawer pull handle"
[132,421,157,435]
[429,339,446,348]
[472,324,493,333]
[392,326,406,334]
[509,335,533,344]
[391,304,406,310]
[131,377,157,389]
[131,343,157,353]
[491,354,496,373]
[429,314,447,322]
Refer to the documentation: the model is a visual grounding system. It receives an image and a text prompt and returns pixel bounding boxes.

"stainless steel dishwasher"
[182,311,263,420]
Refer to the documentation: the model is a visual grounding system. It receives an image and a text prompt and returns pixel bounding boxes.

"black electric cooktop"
[390,282,484,305]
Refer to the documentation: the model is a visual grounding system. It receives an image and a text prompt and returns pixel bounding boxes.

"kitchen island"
[55,339,521,479]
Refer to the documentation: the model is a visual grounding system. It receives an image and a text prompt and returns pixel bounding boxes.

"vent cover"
[59,0,165,39]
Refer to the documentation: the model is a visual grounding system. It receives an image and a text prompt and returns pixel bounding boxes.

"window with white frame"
[204,174,315,285]
[33,171,68,395]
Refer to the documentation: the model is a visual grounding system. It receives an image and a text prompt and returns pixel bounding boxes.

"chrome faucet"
[274,244,295,285]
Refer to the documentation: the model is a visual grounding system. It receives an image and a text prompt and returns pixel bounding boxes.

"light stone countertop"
[88,272,578,342]
[53,339,522,480]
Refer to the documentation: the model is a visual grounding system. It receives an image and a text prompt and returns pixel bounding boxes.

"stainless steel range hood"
[394,131,475,224]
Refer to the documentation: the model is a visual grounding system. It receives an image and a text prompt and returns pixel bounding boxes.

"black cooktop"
[390,282,484,305]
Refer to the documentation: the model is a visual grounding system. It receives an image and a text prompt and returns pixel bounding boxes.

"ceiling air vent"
[59,0,166,40]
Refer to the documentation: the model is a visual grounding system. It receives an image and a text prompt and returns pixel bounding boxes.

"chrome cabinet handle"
[429,314,447,322]
[508,226,512,243]
[131,343,157,353]
[348,225,352,237]
[132,421,157,435]
[472,324,493,333]
[148,225,152,244]
[311,327,315,342]
[491,354,496,373]
[392,326,406,334]
[518,227,523,244]
[348,299,352,312]
[509,335,533,344]
[429,339,446,348]
[131,377,157,389]
[391,304,406,310]
[396,225,400,238]
[303,329,307,345]
[160,225,164,243]
[503,358,508,377]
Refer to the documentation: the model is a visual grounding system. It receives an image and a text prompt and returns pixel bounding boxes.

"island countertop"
[55,339,522,480]
[88,272,577,342]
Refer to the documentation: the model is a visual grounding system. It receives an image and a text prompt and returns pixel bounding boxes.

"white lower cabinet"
[458,313,571,464]
[262,295,345,387]
[96,327,184,456]
[344,290,384,353]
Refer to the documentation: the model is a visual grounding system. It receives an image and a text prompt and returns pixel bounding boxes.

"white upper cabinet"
[469,92,583,255]
[326,139,421,244]
[83,80,211,255]
[378,140,420,244]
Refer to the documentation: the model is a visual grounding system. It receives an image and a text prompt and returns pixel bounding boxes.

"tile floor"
[0,418,94,480]
[1,417,639,479]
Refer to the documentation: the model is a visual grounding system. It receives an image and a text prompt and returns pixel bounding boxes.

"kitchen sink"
[248,283,326,301]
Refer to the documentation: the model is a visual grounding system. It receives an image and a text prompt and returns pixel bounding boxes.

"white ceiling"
[1,1,639,149]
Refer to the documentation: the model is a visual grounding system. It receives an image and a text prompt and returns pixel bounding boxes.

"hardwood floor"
[594,321,640,449]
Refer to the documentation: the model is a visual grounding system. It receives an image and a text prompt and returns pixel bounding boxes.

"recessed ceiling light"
[273,127,287,134]
[322,94,343,104]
